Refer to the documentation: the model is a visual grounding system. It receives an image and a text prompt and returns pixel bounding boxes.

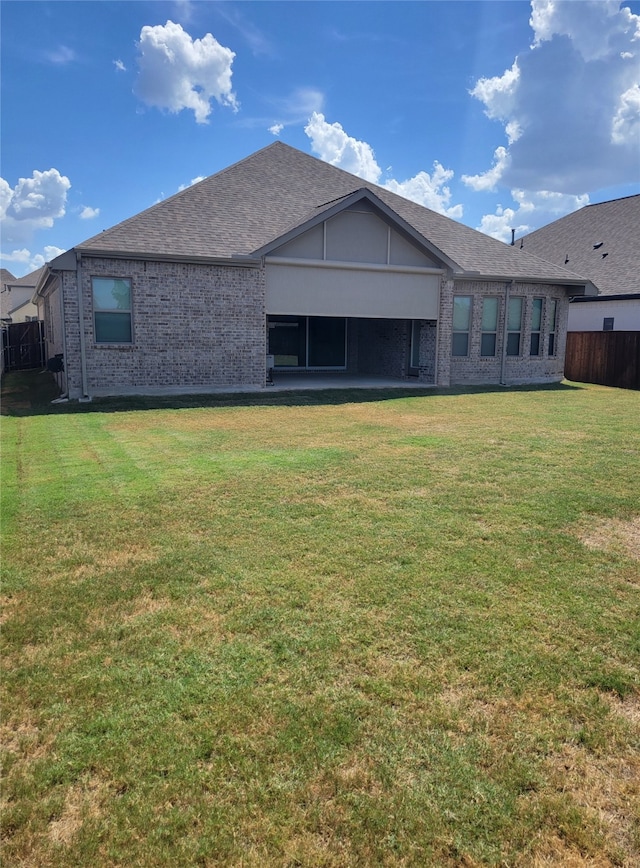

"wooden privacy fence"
[2,321,45,372]
[565,331,640,390]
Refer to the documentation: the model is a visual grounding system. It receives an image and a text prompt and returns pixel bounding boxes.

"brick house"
[1,268,41,324]
[34,142,595,399]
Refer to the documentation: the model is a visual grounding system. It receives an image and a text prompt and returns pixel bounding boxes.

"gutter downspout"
[500,280,515,386]
[75,252,90,400]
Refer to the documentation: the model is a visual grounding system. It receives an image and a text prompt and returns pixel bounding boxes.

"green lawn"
[2,372,639,866]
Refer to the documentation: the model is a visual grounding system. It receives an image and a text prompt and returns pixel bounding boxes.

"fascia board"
[73,249,262,267]
[34,265,58,300]
[454,273,595,295]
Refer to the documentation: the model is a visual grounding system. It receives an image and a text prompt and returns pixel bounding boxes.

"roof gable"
[253,187,459,270]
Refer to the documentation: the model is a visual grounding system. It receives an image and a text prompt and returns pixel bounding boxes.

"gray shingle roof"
[1,268,16,288]
[74,141,589,285]
[522,195,640,296]
[6,267,45,289]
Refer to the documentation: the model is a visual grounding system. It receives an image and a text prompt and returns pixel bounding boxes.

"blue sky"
[2,0,639,277]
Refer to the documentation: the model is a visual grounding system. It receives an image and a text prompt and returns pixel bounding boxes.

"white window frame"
[452,296,472,357]
[92,277,133,344]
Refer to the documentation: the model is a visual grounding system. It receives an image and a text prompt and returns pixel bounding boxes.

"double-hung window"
[92,278,133,343]
[530,298,543,356]
[452,296,472,356]
[481,297,499,356]
[548,299,558,356]
[507,297,523,356]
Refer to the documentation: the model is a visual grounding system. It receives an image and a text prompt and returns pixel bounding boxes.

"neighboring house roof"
[1,268,17,287]
[1,268,18,319]
[7,267,45,291]
[522,194,640,296]
[70,142,590,288]
[2,268,45,320]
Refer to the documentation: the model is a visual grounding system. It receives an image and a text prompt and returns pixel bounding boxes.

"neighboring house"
[1,268,17,322]
[35,142,595,400]
[1,268,43,324]
[522,195,640,332]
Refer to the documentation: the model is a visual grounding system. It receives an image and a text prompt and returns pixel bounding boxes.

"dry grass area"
[576,516,640,564]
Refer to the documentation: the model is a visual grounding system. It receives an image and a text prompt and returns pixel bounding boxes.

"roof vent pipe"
[511,229,515,246]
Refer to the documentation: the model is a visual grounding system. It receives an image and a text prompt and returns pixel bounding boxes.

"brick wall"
[64,257,266,398]
[57,259,572,396]
[438,278,569,386]
[417,320,437,383]
[355,318,410,377]
[37,278,67,394]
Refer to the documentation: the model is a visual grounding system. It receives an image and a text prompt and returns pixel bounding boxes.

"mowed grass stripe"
[1,377,639,866]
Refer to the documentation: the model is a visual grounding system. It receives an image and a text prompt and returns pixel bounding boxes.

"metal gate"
[2,321,45,371]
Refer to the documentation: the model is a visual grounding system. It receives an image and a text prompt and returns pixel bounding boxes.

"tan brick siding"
[438,278,569,386]
[65,258,266,398]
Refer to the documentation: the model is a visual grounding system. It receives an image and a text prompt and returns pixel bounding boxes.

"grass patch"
[2,373,639,865]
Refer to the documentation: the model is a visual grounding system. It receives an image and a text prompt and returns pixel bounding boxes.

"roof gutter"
[73,249,263,268]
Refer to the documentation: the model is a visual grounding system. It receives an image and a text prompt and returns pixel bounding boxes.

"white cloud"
[0,178,12,220]
[44,45,76,65]
[477,190,590,242]
[1,245,66,276]
[114,59,126,72]
[468,0,640,194]
[530,0,640,62]
[134,20,238,124]
[1,248,31,265]
[477,206,528,244]
[462,146,511,192]
[305,112,381,183]
[79,206,100,219]
[611,82,640,144]
[177,175,205,192]
[269,122,284,136]
[385,164,463,219]
[1,169,71,245]
[470,60,520,122]
[304,113,464,218]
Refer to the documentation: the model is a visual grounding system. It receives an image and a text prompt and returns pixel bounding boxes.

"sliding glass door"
[268,316,347,369]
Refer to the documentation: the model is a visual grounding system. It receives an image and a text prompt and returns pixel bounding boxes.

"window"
[480,297,498,356]
[452,296,471,356]
[92,278,132,343]
[530,298,543,356]
[268,316,346,368]
[507,297,523,356]
[548,299,558,356]
[603,317,614,331]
